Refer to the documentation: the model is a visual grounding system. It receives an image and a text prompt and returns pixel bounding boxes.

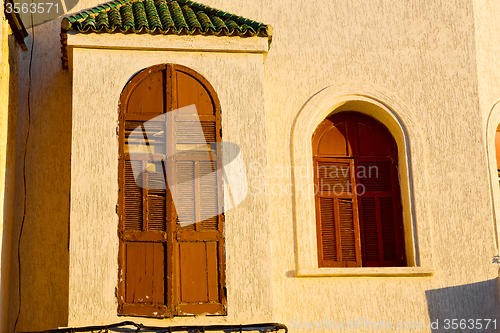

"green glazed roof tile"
[156,0,175,30]
[195,11,214,31]
[144,0,162,30]
[120,4,134,29]
[108,7,122,28]
[132,1,148,30]
[61,0,271,37]
[96,11,109,29]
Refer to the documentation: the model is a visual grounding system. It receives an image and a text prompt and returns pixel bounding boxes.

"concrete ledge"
[66,32,269,53]
[296,267,435,277]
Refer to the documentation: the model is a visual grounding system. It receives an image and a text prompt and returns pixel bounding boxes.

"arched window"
[117,64,226,318]
[313,112,406,267]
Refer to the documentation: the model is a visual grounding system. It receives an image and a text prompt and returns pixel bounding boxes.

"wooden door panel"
[125,242,165,304]
[176,70,214,115]
[179,242,209,303]
[126,70,165,115]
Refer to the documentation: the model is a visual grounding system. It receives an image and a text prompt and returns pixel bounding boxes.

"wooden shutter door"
[118,65,170,317]
[313,112,405,268]
[313,115,362,267]
[353,115,405,267]
[118,64,226,318]
[314,159,362,267]
[170,65,226,315]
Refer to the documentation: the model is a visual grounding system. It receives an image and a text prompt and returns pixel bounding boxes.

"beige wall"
[0,14,20,333]
[475,0,500,253]
[255,0,499,329]
[7,19,71,332]
[5,0,500,331]
[68,46,273,327]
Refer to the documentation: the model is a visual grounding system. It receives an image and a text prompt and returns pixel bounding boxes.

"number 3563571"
[5,2,59,14]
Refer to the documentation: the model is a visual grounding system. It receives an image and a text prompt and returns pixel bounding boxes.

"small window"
[117,64,226,318]
[312,112,406,267]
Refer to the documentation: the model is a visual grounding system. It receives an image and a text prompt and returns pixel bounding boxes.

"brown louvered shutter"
[118,64,225,318]
[171,65,226,315]
[354,115,405,267]
[118,65,170,317]
[313,112,405,268]
[314,159,361,267]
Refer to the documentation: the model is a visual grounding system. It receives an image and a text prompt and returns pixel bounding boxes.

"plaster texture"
[68,46,272,326]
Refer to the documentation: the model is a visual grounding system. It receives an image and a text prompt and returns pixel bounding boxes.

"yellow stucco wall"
[67,46,272,326]
[7,19,71,332]
[0,13,8,333]
[0,13,19,333]
[5,0,500,332]
[257,0,499,329]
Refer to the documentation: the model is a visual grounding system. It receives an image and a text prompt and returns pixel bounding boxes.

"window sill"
[295,267,435,277]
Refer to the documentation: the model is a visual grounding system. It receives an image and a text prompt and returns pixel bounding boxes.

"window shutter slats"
[358,161,392,192]
[360,197,379,261]
[147,193,166,231]
[124,160,143,231]
[175,160,196,229]
[316,161,352,195]
[176,122,216,144]
[380,197,397,261]
[338,198,356,262]
[200,160,218,230]
[319,197,336,262]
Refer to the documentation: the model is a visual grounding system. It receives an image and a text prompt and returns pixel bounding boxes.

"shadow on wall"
[6,18,72,331]
[426,278,500,333]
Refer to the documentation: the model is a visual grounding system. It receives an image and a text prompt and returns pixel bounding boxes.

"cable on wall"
[13,9,34,332]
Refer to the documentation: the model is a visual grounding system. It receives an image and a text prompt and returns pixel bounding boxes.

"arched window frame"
[291,91,434,277]
[486,101,500,252]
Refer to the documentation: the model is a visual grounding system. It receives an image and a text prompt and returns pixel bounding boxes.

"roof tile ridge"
[180,0,265,29]
[62,0,130,29]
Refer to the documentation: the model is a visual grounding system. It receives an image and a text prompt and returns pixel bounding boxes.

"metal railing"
[16,321,288,333]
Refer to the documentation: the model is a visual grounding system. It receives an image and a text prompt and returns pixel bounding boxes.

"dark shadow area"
[426,278,500,332]
[0,33,23,332]
[6,18,71,331]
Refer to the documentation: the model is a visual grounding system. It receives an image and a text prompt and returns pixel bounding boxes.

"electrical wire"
[15,321,287,333]
[13,9,34,332]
